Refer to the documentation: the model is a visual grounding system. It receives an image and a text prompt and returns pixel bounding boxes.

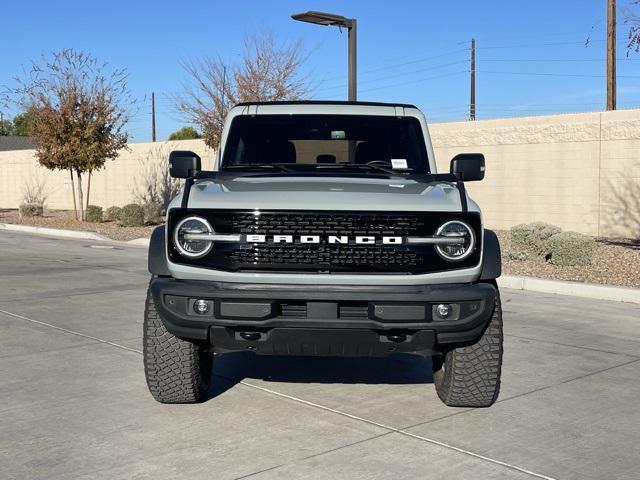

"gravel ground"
[0,209,156,242]
[497,230,640,289]
[1,209,638,288]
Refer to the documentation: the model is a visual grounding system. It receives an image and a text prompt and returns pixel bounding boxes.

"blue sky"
[2,0,640,142]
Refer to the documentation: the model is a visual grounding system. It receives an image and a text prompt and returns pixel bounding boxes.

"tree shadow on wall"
[601,173,640,244]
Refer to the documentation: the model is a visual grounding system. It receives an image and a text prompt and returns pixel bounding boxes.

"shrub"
[120,203,145,227]
[143,202,163,225]
[509,222,562,260]
[509,224,536,261]
[548,232,595,266]
[104,206,122,222]
[508,249,529,261]
[132,143,182,211]
[86,205,103,223]
[529,222,562,257]
[19,203,43,217]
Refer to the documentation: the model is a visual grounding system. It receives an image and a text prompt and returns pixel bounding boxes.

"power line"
[318,47,469,83]
[316,60,469,93]
[479,57,640,62]
[478,40,605,49]
[358,70,468,94]
[477,70,640,78]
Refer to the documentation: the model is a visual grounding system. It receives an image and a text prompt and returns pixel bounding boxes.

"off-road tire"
[432,290,503,407]
[143,289,213,403]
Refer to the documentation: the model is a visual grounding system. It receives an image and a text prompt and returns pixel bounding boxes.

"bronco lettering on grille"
[244,235,404,245]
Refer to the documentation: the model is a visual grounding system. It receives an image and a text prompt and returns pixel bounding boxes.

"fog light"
[432,303,460,321]
[193,299,210,315]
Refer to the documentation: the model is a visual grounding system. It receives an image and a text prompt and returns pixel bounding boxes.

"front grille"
[232,213,420,237]
[167,209,482,274]
[229,244,418,269]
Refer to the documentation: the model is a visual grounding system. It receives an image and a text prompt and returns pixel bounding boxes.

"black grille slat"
[230,213,421,237]
[281,303,307,318]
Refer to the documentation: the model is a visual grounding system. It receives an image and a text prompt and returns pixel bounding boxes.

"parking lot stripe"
[0,309,143,355]
[236,380,559,480]
[0,305,561,480]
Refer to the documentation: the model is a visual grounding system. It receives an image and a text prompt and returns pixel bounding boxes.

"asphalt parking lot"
[1,231,639,480]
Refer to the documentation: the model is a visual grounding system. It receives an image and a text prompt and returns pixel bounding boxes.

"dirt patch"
[0,209,155,242]
[497,230,640,289]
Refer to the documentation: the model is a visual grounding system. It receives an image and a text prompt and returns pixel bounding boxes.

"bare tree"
[132,142,182,211]
[626,1,640,53]
[4,49,134,220]
[172,30,310,149]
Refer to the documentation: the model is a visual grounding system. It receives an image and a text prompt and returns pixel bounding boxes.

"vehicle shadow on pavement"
[208,352,434,399]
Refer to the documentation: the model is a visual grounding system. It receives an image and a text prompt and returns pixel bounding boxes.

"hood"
[182,174,474,213]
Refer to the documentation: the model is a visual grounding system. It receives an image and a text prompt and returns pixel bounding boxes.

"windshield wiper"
[224,164,293,173]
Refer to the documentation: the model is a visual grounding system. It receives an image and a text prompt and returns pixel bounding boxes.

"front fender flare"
[480,229,501,280]
[148,226,171,276]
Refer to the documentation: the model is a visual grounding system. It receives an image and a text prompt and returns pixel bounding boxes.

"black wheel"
[143,289,213,403]
[432,290,503,407]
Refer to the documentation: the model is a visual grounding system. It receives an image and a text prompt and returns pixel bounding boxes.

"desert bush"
[104,206,122,222]
[86,205,103,223]
[548,232,595,266]
[509,224,536,260]
[19,203,43,217]
[20,172,49,216]
[132,143,182,211]
[509,222,561,260]
[120,203,145,227]
[143,202,163,225]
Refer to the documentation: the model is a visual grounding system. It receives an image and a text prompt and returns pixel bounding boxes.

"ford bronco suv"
[144,101,503,407]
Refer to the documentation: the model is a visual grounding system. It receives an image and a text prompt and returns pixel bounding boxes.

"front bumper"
[149,278,497,357]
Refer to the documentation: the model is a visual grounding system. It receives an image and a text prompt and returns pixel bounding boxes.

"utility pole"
[607,0,617,110]
[470,38,476,120]
[151,92,157,141]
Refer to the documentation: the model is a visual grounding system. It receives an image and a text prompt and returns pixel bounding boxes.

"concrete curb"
[1,222,638,304]
[498,275,640,305]
[0,222,149,247]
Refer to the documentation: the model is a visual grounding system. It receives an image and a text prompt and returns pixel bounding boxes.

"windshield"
[220,114,430,174]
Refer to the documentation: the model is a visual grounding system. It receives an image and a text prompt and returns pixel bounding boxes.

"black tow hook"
[386,334,407,343]
[239,332,262,341]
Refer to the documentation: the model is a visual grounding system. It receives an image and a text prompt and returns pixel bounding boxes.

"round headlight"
[173,216,213,258]
[435,220,475,261]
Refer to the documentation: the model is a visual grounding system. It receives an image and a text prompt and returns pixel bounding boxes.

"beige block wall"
[1,110,639,238]
[0,139,214,210]
[430,109,640,237]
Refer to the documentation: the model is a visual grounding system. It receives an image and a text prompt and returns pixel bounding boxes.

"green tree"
[0,118,12,135]
[168,126,201,140]
[12,111,34,136]
[6,49,134,220]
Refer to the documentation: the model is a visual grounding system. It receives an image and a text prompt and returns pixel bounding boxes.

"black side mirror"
[450,153,485,181]
[169,150,201,178]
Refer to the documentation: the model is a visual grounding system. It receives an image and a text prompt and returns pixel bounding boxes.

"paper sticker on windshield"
[391,159,408,169]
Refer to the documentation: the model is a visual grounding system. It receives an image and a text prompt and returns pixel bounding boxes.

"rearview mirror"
[169,150,201,178]
[450,153,485,181]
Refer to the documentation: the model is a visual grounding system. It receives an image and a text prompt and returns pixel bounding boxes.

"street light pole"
[348,19,357,101]
[291,11,357,101]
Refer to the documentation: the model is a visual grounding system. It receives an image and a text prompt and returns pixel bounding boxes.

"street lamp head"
[291,11,354,28]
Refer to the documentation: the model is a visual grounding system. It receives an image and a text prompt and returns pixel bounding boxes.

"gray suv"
[144,101,503,408]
